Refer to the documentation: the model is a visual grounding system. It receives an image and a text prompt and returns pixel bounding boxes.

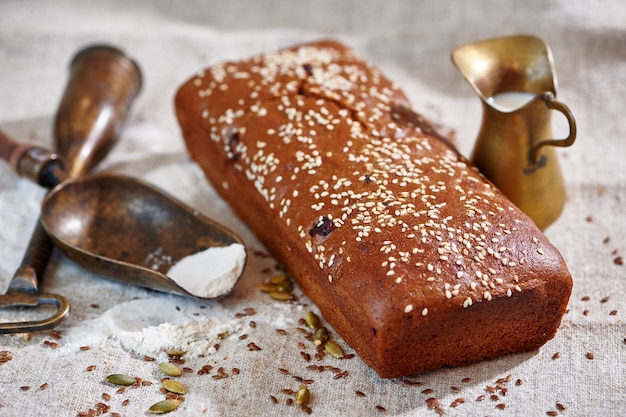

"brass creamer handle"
[528,92,577,169]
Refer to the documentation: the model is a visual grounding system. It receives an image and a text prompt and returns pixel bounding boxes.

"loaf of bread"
[174,40,572,378]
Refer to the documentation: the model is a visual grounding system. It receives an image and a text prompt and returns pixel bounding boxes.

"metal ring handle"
[0,292,70,334]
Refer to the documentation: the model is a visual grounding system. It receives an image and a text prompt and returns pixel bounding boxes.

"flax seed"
[247,342,262,351]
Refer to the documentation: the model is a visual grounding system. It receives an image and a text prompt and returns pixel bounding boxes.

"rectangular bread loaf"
[174,40,572,378]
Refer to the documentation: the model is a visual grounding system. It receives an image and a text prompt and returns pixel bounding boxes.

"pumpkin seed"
[269,291,294,301]
[274,279,294,293]
[165,349,186,356]
[105,374,136,386]
[162,379,187,395]
[159,362,182,377]
[325,340,345,359]
[313,326,329,346]
[148,399,181,414]
[295,385,310,405]
[269,274,294,292]
[305,311,320,329]
[270,274,288,285]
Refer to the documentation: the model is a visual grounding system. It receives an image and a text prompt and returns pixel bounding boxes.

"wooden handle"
[0,129,23,167]
[8,221,55,294]
[0,129,66,187]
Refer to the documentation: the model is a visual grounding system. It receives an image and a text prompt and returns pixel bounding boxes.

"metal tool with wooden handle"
[0,44,141,333]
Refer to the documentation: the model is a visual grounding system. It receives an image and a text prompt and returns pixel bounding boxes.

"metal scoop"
[2,49,246,316]
[0,44,142,333]
[41,173,246,299]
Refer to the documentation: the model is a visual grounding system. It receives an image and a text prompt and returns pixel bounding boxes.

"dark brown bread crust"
[174,40,572,378]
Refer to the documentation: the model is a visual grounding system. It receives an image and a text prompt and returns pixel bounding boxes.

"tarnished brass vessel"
[452,34,576,230]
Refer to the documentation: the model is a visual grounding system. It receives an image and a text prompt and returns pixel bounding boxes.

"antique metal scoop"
[40,173,246,299]
[0,44,142,333]
[452,34,577,230]
[1,51,246,330]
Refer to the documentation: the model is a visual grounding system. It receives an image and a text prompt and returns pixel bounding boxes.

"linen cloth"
[0,1,624,416]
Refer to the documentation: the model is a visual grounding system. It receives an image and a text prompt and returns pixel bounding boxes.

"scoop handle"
[0,130,66,187]
[0,45,141,334]
[54,44,142,177]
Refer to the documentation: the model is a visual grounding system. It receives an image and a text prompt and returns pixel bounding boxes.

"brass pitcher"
[451,34,576,230]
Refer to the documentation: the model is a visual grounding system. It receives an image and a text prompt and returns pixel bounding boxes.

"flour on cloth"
[98,298,241,360]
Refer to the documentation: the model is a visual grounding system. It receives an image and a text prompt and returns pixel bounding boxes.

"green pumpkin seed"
[305,311,320,329]
[159,362,182,377]
[148,399,181,414]
[313,326,329,346]
[295,385,310,405]
[105,374,136,386]
[259,282,275,293]
[269,291,294,301]
[162,379,187,395]
[274,279,294,293]
[325,340,345,359]
[269,274,288,285]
